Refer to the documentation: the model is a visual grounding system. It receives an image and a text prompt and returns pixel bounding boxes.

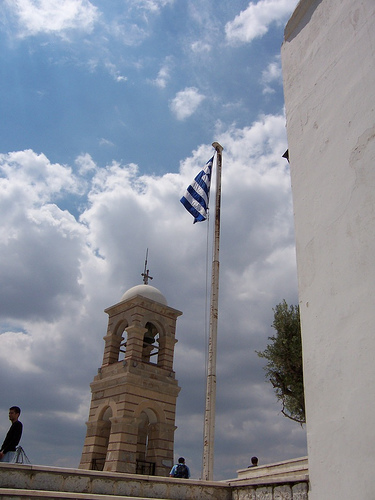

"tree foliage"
[257,300,305,424]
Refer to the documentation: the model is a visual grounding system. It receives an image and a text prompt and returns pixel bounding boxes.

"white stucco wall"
[281,1,375,498]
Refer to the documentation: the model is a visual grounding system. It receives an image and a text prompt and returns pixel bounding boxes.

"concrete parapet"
[0,458,309,500]
[0,491,172,500]
[0,463,231,500]
[234,456,308,483]
[228,457,309,500]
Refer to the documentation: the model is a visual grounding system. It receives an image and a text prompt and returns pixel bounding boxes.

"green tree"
[257,300,305,424]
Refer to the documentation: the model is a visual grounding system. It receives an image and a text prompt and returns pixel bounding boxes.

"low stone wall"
[0,463,231,500]
[0,457,309,500]
[228,456,309,499]
[230,480,308,500]
[235,456,308,482]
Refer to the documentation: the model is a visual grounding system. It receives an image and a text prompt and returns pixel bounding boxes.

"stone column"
[101,333,122,366]
[147,422,176,476]
[124,324,147,363]
[104,416,138,473]
[157,335,176,371]
[79,419,111,470]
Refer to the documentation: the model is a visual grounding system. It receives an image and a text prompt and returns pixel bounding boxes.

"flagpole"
[202,141,223,481]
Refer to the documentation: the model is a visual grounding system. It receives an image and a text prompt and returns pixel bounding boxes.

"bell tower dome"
[79,282,182,476]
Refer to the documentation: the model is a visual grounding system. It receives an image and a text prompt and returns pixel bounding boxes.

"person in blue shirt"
[169,457,190,478]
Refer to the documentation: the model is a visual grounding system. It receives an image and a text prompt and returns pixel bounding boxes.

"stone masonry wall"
[231,481,308,500]
[0,463,309,500]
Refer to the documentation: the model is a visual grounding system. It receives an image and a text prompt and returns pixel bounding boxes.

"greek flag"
[180,156,214,223]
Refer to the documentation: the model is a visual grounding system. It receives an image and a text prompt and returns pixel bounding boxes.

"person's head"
[178,457,185,464]
[9,406,21,422]
[251,456,258,466]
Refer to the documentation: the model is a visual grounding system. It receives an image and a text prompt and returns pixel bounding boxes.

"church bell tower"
[79,282,182,476]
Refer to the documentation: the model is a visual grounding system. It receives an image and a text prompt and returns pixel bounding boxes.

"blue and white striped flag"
[180,156,214,223]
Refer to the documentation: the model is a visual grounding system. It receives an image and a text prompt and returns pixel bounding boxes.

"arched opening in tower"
[142,322,159,364]
[118,326,128,362]
[91,406,112,471]
[135,409,157,475]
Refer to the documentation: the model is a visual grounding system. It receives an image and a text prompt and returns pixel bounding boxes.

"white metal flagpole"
[202,141,223,481]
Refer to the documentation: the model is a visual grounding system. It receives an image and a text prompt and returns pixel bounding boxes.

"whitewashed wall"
[281,1,375,499]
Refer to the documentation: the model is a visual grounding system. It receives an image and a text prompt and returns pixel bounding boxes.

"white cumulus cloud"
[225,0,298,45]
[261,55,283,94]
[151,57,173,89]
[5,0,99,37]
[169,87,206,120]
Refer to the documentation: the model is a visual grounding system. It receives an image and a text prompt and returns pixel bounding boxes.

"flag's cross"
[142,268,153,285]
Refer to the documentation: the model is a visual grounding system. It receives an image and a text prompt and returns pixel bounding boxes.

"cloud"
[98,138,115,148]
[150,57,173,89]
[104,61,128,82]
[261,55,283,94]
[135,0,175,13]
[0,332,41,373]
[5,0,100,38]
[0,150,88,321]
[169,87,206,120]
[0,149,82,205]
[0,114,306,479]
[75,153,98,174]
[225,0,297,45]
[102,1,175,47]
[190,40,212,54]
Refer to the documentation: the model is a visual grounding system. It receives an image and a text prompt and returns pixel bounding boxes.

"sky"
[0,0,306,480]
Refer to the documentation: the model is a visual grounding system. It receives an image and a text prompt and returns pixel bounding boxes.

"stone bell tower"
[79,282,182,476]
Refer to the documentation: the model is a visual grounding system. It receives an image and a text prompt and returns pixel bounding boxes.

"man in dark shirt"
[0,406,23,463]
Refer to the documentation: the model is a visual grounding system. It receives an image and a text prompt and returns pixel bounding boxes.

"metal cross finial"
[141,248,153,285]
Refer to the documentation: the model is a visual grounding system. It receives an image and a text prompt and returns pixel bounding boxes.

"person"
[169,456,190,478]
[0,406,23,463]
[248,456,258,467]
